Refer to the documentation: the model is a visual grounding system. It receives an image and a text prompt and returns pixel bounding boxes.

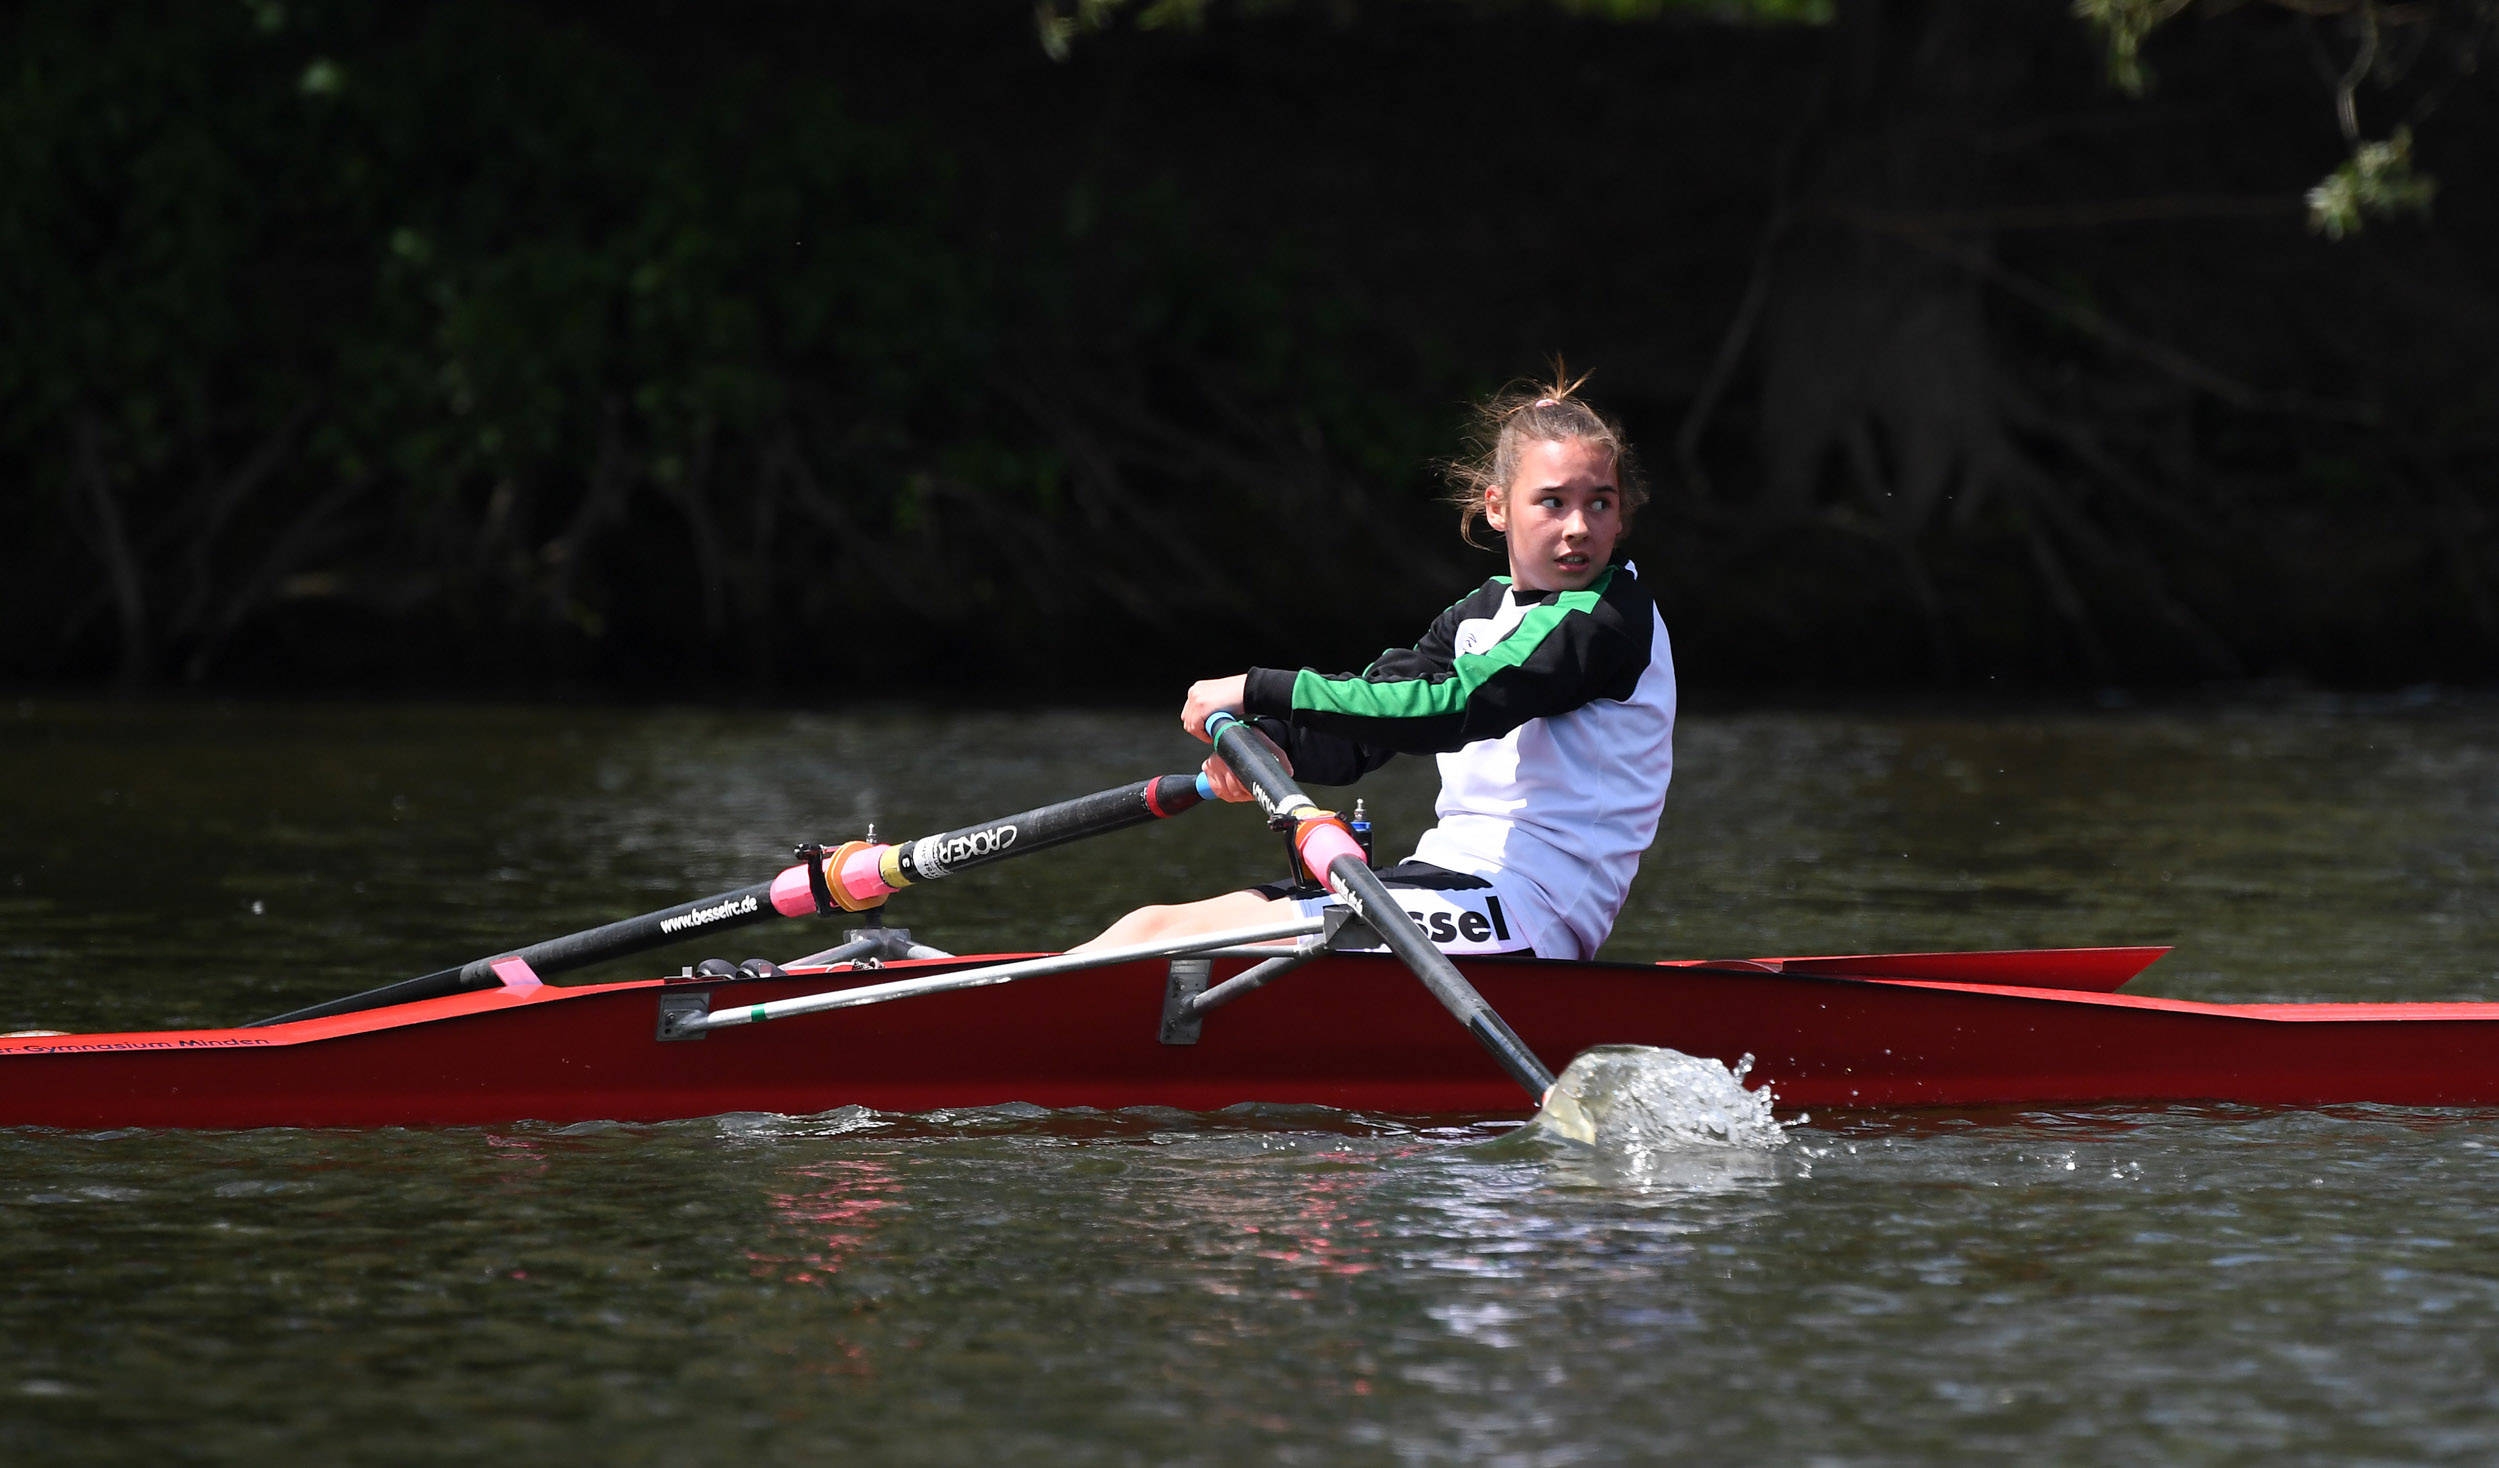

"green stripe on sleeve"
[1291,571,1609,723]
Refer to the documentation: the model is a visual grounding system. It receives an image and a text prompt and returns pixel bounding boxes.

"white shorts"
[1252,861,1538,957]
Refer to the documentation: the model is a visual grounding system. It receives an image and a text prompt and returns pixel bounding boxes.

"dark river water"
[4,696,2499,1463]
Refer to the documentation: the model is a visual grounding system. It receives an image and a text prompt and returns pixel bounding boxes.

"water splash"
[1529,1045,1792,1154]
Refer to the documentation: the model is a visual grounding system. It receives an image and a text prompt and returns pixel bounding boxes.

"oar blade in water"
[1525,1044,1793,1153]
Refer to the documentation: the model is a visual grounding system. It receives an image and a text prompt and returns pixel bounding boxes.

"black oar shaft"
[495,880,782,976]
[1325,856,1556,1097]
[248,773,1206,1028]
[885,775,1206,885]
[245,875,800,1028]
[1205,714,1556,1100]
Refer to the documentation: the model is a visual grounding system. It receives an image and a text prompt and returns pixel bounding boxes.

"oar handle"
[1201,711,1301,829]
[246,771,1212,1028]
[1204,712,1556,1101]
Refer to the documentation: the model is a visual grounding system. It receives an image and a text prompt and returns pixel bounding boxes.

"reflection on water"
[4,697,2499,1462]
[2,1095,2497,1462]
[752,1159,902,1287]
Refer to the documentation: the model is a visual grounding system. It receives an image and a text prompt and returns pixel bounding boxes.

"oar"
[1202,711,1557,1102]
[248,772,1214,1027]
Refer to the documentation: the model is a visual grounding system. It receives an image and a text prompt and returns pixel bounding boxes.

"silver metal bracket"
[656,991,710,1042]
[847,924,924,967]
[1158,906,1371,1046]
[1318,904,1369,948]
[785,925,948,972]
[1158,958,1212,1045]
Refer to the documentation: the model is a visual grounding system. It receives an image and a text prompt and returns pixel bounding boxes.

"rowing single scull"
[7,760,2495,1129]
[8,942,2499,1127]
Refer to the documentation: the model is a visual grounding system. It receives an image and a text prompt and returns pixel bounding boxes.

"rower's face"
[1485,438,1621,593]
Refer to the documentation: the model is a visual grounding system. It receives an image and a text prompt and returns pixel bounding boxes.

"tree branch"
[72,414,150,690]
[1833,207,2382,425]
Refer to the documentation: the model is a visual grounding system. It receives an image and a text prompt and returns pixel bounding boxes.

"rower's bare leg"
[1072,889,1282,953]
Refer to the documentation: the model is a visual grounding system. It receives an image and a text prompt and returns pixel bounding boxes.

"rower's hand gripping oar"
[247,772,1215,1027]
[1203,711,1557,1102]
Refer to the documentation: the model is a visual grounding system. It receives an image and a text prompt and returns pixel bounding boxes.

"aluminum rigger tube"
[247,772,1214,1027]
[1203,712,1558,1102]
[1184,948,1329,1017]
[695,913,1328,1031]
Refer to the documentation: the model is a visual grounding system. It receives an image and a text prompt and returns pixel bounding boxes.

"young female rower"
[1081,373,1675,961]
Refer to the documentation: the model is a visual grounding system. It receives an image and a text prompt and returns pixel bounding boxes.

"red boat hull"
[5,953,2498,1128]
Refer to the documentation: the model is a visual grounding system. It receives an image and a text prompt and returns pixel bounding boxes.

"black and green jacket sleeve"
[1242,564,1656,779]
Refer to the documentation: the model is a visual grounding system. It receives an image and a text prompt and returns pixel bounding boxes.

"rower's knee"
[1073,903,1181,953]
[1114,905,1183,944]
[1075,890,1278,954]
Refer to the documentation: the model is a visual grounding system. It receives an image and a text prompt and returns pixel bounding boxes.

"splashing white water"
[1530,1045,1793,1154]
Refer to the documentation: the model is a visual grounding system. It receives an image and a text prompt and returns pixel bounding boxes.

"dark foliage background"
[3,0,2493,697]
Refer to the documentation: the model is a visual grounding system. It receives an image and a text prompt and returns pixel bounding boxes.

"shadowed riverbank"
[6,1,2494,698]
